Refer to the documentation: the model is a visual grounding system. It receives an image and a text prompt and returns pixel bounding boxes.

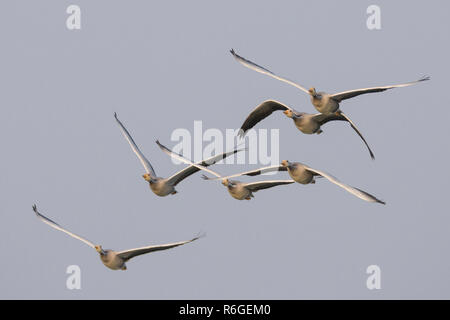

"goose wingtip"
[194,231,207,240]
[237,129,246,139]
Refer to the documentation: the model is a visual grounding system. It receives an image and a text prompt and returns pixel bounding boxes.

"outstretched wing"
[32,205,96,249]
[303,167,385,204]
[244,180,294,192]
[330,76,430,102]
[116,233,204,262]
[114,113,157,177]
[230,49,309,94]
[313,112,375,160]
[312,113,348,126]
[202,165,287,181]
[155,140,223,178]
[166,148,245,186]
[239,100,290,138]
[338,112,375,160]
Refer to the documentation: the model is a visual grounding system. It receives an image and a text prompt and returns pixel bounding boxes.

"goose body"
[284,162,315,184]
[147,177,177,197]
[239,100,375,159]
[310,93,340,114]
[224,180,254,200]
[32,205,203,270]
[231,49,429,115]
[99,250,127,270]
[291,113,322,134]
[221,179,294,200]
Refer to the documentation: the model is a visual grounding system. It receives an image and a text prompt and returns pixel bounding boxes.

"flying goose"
[202,160,385,204]
[155,141,294,200]
[114,113,242,196]
[238,99,375,159]
[32,205,203,270]
[230,49,429,115]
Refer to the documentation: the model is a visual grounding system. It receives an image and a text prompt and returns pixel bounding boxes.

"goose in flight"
[238,100,375,159]
[230,49,429,115]
[32,205,203,270]
[155,141,294,200]
[114,113,242,196]
[202,160,385,204]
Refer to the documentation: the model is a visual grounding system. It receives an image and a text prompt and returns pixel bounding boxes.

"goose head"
[308,87,319,98]
[142,173,157,184]
[95,245,105,255]
[281,160,293,170]
[222,179,237,188]
[283,109,294,118]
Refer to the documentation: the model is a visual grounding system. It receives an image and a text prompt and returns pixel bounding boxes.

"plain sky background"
[1,0,449,299]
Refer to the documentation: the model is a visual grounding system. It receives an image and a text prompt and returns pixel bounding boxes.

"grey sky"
[1,0,449,299]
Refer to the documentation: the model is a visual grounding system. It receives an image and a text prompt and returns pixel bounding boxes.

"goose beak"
[283,110,292,118]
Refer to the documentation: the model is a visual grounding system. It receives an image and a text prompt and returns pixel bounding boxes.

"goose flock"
[114,113,243,197]
[231,49,429,159]
[33,49,429,270]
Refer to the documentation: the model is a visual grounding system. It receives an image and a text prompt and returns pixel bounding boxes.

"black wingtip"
[114,112,118,119]
[32,204,37,212]
[230,48,236,55]
[420,75,431,82]
[377,199,386,205]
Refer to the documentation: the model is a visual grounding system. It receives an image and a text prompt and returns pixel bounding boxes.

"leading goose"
[32,205,203,270]
[155,141,294,200]
[231,49,429,115]
[115,113,242,196]
[238,99,375,159]
[202,160,385,204]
